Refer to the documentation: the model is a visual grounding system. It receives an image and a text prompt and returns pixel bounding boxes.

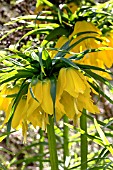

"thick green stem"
[47,115,58,170]
[63,115,69,170]
[80,109,87,170]
[39,128,44,170]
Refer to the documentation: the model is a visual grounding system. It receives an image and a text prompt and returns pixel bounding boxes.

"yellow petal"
[65,68,78,98]
[55,105,64,121]
[0,85,19,126]
[27,107,49,130]
[71,69,86,93]
[65,68,86,97]
[56,68,67,100]
[0,85,16,112]
[27,81,42,117]
[60,91,75,119]
[27,107,43,128]
[70,21,101,38]
[77,89,100,114]
[41,80,53,115]
[12,97,27,129]
[22,120,28,144]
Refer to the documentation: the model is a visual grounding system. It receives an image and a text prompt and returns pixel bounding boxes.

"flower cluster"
[0,67,99,136]
[51,20,113,79]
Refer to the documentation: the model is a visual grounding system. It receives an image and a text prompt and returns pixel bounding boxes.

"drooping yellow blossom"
[0,84,19,126]
[0,68,100,138]
[55,68,100,122]
[22,79,54,130]
[64,20,102,57]
[101,32,113,67]
[0,79,54,133]
[11,96,27,129]
[62,20,113,79]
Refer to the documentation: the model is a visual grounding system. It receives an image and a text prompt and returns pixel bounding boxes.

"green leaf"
[94,118,113,156]
[58,8,62,24]
[50,77,56,106]
[89,82,113,104]
[85,69,113,91]
[31,51,39,62]
[29,84,39,103]
[70,47,113,60]
[96,148,109,164]
[43,26,69,45]
[18,28,53,44]
[76,63,112,74]
[38,47,46,76]
[54,39,71,58]
[0,70,17,85]
[42,50,52,73]
[69,158,109,169]
[104,162,113,170]
[0,131,15,142]
[7,82,29,139]
[0,26,23,41]
[9,58,24,67]
[60,57,80,70]
[41,0,57,10]
[88,167,105,170]
[85,112,113,131]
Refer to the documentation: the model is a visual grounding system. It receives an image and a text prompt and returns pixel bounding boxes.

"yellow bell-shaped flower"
[23,79,54,130]
[12,96,27,129]
[63,20,112,79]
[56,67,100,122]
[0,84,19,126]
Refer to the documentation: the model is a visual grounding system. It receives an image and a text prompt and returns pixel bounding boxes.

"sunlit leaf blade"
[94,118,113,156]
[85,69,113,90]
[0,70,18,84]
[18,28,53,44]
[42,50,52,73]
[85,113,113,131]
[30,86,39,103]
[96,148,109,164]
[0,26,23,41]
[89,82,113,104]
[0,131,15,142]
[76,63,112,74]
[38,47,46,76]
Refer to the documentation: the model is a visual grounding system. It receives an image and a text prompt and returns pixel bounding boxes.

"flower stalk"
[80,109,87,170]
[47,115,58,170]
[39,128,44,170]
[63,115,69,170]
